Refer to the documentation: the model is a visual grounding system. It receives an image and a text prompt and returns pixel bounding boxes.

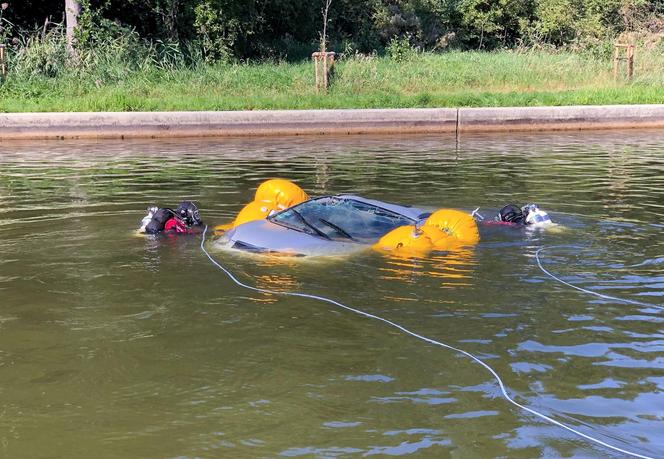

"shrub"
[386,35,417,61]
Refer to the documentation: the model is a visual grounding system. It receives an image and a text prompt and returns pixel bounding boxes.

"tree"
[321,0,333,52]
[65,0,80,59]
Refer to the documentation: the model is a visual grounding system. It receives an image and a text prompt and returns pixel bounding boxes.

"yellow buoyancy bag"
[214,179,309,233]
[424,209,480,245]
[254,178,310,211]
[373,225,434,254]
[373,208,480,255]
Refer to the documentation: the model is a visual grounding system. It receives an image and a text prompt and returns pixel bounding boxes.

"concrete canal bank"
[2,104,664,140]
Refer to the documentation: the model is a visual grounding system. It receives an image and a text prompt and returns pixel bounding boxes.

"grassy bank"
[2,50,664,112]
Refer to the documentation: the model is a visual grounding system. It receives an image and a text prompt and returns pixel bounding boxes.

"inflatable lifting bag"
[214,179,309,233]
[424,209,480,245]
[254,178,309,211]
[374,208,479,254]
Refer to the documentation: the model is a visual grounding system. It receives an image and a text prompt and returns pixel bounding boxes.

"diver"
[474,203,552,227]
[138,201,204,234]
[497,203,552,226]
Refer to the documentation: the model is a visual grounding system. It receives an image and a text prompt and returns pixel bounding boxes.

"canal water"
[0,131,662,458]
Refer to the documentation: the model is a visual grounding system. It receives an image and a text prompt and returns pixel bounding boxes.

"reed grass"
[2,40,664,112]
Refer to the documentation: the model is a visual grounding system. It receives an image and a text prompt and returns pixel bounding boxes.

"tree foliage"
[0,0,662,62]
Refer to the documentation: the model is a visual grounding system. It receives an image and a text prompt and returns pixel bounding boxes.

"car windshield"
[268,196,415,242]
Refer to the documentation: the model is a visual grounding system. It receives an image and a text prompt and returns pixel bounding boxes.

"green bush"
[386,35,417,61]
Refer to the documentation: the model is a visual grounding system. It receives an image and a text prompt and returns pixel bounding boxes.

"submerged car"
[210,178,480,257]
[214,194,431,257]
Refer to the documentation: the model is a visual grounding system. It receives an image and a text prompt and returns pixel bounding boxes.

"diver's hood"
[176,201,203,226]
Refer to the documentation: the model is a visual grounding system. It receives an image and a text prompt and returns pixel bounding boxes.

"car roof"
[332,194,428,221]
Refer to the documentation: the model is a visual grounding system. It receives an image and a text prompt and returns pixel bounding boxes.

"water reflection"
[378,247,477,287]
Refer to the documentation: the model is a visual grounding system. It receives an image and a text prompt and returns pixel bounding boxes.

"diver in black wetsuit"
[139,201,204,234]
[473,203,553,227]
[496,203,552,226]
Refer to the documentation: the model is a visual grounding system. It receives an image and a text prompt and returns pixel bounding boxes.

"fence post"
[312,51,336,92]
[613,43,635,80]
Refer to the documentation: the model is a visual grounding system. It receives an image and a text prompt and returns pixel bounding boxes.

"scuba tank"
[139,206,158,233]
[143,207,175,234]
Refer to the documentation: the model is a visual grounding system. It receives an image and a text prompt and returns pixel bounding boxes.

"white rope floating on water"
[200,227,654,459]
[535,246,663,311]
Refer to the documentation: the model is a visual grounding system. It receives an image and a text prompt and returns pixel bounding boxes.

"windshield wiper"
[290,209,331,240]
[318,218,355,241]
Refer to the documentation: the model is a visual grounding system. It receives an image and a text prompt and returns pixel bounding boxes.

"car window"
[269,196,414,242]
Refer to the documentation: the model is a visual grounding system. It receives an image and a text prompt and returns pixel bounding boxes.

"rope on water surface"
[200,226,654,459]
[535,246,664,311]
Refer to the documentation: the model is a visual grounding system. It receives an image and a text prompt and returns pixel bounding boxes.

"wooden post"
[323,52,328,89]
[0,44,5,78]
[314,53,320,90]
[312,51,335,91]
[613,43,635,80]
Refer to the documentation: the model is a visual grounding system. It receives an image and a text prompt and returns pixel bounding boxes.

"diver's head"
[175,201,203,226]
[522,203,552,226]
[498,204,525,224]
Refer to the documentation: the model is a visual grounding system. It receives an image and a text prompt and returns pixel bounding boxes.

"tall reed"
[2,26,663,112]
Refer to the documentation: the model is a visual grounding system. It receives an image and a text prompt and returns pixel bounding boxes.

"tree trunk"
[65,0,80,59]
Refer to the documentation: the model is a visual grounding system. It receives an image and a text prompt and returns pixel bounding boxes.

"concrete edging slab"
[458,105,664,132]
[1,105,664,140]
[0,109,457,140]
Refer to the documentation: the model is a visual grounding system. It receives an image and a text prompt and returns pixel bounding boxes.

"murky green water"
[0,132,662,458]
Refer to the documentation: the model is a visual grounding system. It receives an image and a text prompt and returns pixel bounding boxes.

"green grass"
[2,50,664,112]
